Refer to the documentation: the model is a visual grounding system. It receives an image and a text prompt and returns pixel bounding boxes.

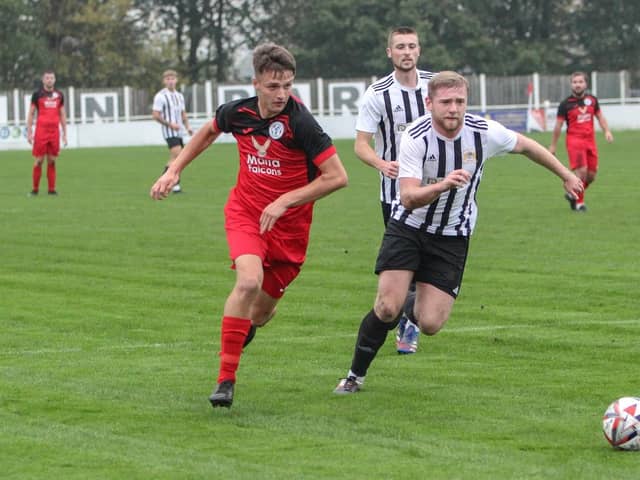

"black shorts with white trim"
[374,219,469,298]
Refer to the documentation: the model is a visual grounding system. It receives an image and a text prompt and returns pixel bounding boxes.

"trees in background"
[0,0,50,89]
[1,0,639,90]
[573,1,640,74]
[1,0,166,89]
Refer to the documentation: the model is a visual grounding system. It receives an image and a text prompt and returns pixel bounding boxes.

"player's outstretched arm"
[150,121,221,200]
[513,133,583,199]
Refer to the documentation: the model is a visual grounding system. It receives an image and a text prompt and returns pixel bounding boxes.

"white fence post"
[13,89,20,125]
[205,80,213,118]
[124,86,130,122]
[192,83,198,118]
[479,74,486,113]
[316,78,324,116]
[68,86,75,125]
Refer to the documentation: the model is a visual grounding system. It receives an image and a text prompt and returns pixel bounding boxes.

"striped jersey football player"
[354,26,435,354]
[152,70,193,193]
[334,71,583,394]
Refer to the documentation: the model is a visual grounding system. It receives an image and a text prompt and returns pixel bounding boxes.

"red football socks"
[217,316,252,383]
[577,180,590,205]
[32,165,42,191]
[47,163,56,192]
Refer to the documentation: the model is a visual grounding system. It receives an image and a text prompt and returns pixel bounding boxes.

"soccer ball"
[602,397,640,450]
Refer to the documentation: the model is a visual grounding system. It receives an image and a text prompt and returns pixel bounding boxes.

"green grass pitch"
[1,132,639,479]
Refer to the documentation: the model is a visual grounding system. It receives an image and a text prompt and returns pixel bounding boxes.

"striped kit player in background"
[354,26,434,354]
[152,70,193,193]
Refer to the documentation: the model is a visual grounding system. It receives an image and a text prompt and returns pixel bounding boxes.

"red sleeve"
[313,145,337,166]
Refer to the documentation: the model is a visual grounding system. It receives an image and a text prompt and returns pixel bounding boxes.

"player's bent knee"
[233,277,262,299]
[420,324,442,336]
[374,299,403,323]
[415,314,448,336]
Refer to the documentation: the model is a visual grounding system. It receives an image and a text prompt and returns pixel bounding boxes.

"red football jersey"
[31,88,64,130]
[213,96,336,238]
[556,94,600,140]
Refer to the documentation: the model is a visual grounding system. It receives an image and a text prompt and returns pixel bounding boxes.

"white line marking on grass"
[446,318,640,334]
[1,319,638,357]
[0,341,202,357]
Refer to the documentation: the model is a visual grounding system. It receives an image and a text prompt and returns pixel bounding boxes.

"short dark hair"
[252,43,296,76]
[388,27,418,47]
[428,71,469,98]
[42,69,55,76]
[571,71,588,83]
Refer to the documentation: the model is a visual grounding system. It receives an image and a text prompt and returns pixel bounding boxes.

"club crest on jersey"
[463,150,476,164]
[251,137,271,157]
[584,98,592,106]
[397,123,407,132]
[269,121,285,140]
[51,92,59,99]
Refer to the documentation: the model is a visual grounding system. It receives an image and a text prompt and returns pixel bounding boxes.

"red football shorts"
[224,200,308,299]
[566,137,598,172]
[32,129,60,157]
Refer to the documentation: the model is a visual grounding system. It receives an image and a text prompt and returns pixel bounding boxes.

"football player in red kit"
[150,43,348,409]
[549,71,613,212]
[27,70,67,196]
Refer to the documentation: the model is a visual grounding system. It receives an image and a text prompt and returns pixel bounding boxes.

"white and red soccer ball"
[602,396,640,450]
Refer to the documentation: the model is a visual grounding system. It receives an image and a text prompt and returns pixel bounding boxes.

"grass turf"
[1,132,639,479]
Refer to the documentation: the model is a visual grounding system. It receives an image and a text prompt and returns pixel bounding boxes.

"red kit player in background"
[549,71,613,212]
[150,43,348,409]
[27,70,67,196]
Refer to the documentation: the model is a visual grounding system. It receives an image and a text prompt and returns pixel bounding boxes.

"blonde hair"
[428,71,469,98]
[162,69,178,79]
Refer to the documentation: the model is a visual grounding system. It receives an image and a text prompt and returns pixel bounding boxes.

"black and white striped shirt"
[391,112,518,236]
[152,88,187,139]
[356,69,434,204]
